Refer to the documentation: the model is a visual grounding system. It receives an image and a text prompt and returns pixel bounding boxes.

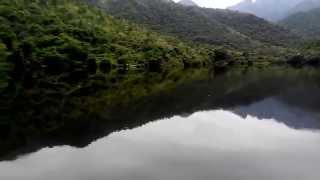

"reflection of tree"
[0,68,209,160]
[2,67,320,161]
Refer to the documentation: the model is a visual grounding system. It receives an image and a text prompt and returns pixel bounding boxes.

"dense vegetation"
[305,40,320,52]
[280,8,320,39]
[0,0,212,92]
[89,0,299,49]
[0,42,9,89]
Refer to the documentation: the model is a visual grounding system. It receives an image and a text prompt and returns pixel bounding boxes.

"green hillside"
[0,0,210,91]
[202,9,298,46]
[90,0,299,49]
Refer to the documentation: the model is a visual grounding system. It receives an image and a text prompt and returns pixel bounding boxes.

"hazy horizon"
[173,0,244,9]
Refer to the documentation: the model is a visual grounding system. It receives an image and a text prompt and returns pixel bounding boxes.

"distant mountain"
[229,0,320,22]
[229,0,303,22]
[87,0,298,49]
[178,0,198,7]
[288,0,320,15]
[280,7,320,39]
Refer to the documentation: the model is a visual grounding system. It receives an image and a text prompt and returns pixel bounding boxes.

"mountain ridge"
[87,0,299,49]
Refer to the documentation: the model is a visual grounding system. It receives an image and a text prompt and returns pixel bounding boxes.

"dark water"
[1,67,320,180]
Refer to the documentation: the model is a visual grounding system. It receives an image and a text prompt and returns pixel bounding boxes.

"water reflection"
[233,97,320,129]
[2,67,320,160]
[1,110,320,180]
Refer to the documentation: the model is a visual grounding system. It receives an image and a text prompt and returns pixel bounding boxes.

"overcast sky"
[173,0,244,9]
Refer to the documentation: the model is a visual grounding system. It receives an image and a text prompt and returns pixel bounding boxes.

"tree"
[0,43,10,89]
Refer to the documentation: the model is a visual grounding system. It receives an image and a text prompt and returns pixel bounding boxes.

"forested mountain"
[88,0,298,49]
[280,7,320,39]
[229,0,320,22]
[0,0,210,91]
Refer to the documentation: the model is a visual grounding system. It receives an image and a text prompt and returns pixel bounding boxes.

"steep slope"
[90,0,246,48]
[280,7,320,39]
[200,9,297,47]
[89,0,298,49]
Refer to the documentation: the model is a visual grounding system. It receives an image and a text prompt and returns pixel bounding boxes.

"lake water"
[1,67,320,180]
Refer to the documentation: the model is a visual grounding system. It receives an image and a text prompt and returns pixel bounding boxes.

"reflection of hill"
[2,67,320,160]
[234,97,320,129]
[233,68,320,128]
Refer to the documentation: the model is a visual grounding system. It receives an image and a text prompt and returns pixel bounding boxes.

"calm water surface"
[1,67,320,180]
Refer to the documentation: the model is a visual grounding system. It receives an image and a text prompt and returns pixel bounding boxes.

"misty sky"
[173,0,244,8]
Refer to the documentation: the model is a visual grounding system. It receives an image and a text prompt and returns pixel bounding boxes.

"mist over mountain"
[288,0,320,15]
[280,7,320,39]
[229,0,320,22]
